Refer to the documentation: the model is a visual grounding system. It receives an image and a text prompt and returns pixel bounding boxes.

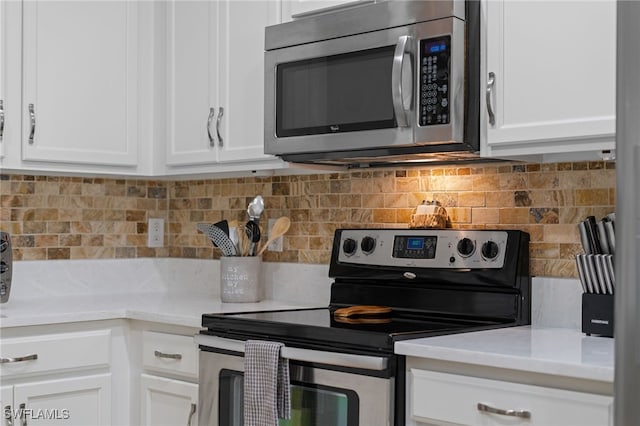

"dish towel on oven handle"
[244,340,291,426]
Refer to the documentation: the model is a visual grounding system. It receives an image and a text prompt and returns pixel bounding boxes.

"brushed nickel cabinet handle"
[4,405,13,426]
[0,100,5,142]
[486,72,496,126]
[28,104,35,144]
[0,354,38,363]
[477,402,531,419]
[207,107,215,146]
[187,403,196,426]
[154,350,182,360]
[216,107,224,147]
[18,404,25,426]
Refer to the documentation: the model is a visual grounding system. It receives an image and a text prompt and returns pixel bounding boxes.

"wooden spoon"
[257,217,291,256]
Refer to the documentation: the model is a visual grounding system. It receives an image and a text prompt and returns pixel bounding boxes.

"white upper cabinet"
[0,1,21,168]
[21,1,146,170]
[164,0,219,166]
[163,0,285,174]
[481,0,616,161]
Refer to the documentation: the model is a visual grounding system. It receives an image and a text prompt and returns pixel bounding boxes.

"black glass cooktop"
[201,307,501,353]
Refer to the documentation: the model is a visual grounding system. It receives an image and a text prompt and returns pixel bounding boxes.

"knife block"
[582,293,614,337]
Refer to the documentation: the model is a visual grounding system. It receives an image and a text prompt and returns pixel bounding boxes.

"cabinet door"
[0,0,21,166]
[13,374,111,425]
[0,0,5,158]
[1,385,13,422]
[216,0,279,163]
[165,0,219,166]
[22,1,139,167]
[141,374,198,426]
[410,369,612,426]
[483,1,616,158]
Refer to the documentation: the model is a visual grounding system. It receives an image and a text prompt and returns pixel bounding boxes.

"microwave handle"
[392,35,412,128]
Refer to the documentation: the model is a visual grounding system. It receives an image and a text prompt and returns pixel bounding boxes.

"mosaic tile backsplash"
[0,161,615,278]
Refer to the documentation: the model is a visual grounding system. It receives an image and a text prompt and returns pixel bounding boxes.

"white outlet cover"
[147,218,164,248]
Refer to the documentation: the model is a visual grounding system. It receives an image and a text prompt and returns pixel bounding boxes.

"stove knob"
[342,238,357,257]
[481,241,500,260]
[457,238,475,257]
[360,236,376,255]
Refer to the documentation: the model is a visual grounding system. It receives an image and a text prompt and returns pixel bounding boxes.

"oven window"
[219,369,359,426]
[276,46,396,137]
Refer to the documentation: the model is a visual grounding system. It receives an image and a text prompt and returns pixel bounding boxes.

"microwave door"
[264,25,416,156]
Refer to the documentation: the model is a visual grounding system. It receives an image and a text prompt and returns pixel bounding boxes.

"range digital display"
[407,237,424,250]
[393,236,437,259]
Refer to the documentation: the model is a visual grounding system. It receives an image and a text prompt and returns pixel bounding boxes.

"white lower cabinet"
[409,369,613,426]
[0,327,114,425]
[141,374,198,426]
[9,374,111,425]
[136,326,200,426]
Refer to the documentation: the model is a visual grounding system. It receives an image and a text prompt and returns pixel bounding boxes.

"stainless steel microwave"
[264,0,481,167]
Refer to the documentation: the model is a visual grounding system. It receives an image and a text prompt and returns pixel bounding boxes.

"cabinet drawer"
[142,331,198,378]
[0,330,111,378]
[410,369,612,426]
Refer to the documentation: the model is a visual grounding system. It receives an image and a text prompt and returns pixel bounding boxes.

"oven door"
[264,17,465,157]
[197,335,395,426]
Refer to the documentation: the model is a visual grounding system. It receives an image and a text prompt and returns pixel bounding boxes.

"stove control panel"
[337,229,509,269]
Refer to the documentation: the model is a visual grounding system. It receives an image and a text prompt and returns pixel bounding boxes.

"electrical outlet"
[147,218,164,248]
[267,218,283,252]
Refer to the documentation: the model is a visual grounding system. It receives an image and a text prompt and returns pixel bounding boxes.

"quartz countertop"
[0,293,315,329]
[0,258,330,329]
[395,326,614,383]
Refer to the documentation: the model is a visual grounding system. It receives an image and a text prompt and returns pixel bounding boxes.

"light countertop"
[0,293,314,329]
[0,258,330,329]
[395,326,614,383]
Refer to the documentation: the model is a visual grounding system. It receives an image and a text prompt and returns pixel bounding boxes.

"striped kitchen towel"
[244,340,291,426]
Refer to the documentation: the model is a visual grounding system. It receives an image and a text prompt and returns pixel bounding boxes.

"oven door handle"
[194,335,388,371]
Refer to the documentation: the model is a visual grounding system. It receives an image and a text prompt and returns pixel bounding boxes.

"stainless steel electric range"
[196,228,531,426]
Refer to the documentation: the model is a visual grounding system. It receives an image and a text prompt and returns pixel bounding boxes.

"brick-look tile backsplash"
[0,160,616,278]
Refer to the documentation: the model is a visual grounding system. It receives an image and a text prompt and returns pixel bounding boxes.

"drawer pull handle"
[477,402,531,419]
[0,354,38,364]
[154,350,182,360]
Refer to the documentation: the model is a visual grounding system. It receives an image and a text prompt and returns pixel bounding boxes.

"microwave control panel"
[419,35,451,126]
